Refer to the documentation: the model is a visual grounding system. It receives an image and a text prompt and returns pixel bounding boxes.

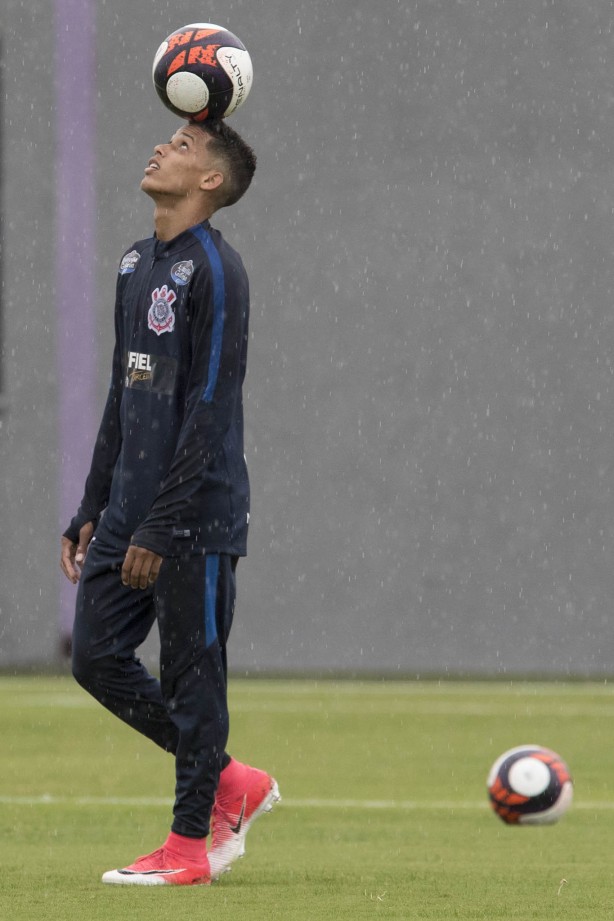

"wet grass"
[1,676,614,919]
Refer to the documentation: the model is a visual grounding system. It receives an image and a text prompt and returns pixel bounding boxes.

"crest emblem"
[119,250,140,275]
[148,285,177,335]
[171,260,194,286]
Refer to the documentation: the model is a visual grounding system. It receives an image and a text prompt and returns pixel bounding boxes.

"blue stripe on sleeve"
[190,224,226,403]
[204,553,220,648]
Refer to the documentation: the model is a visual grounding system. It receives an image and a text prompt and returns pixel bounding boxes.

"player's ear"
[200,170,224,192]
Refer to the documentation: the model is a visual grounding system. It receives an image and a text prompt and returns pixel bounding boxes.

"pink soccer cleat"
[208,759,281,879]
[102,832,210,886]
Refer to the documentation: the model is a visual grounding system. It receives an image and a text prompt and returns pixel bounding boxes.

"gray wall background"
[3,0,614,675]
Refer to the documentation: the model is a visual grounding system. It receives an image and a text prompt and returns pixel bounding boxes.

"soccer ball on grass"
[487,745,573,825]
[153,23,253,121]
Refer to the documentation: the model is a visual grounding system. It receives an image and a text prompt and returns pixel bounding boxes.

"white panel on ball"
[166,72,210,113]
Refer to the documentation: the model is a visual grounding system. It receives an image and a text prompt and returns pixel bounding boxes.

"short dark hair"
[192,119,257,208]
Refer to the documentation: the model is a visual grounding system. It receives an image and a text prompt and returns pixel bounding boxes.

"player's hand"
[121,544,164,590]
[60,521,95,584]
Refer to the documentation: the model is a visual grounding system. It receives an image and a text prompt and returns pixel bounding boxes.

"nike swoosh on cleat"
[229,796,247,834]
[119,868,186,875]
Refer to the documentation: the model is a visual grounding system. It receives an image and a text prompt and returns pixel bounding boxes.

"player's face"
[141,125,221,198]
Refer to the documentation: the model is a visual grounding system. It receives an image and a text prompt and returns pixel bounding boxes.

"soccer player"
[60,119,280,886]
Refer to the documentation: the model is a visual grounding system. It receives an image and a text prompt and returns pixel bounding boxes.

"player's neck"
[151,200,213,242]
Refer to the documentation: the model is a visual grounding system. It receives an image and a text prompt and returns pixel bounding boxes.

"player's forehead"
[170,125,215,165]
[171,125,206,146]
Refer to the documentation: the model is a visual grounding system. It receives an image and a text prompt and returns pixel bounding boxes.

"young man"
[60,119,279,886]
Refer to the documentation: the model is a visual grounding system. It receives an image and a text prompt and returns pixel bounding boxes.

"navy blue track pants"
[71,536,237,838]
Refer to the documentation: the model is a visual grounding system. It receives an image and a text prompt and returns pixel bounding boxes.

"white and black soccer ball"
[153,23,253,121]
[487,745,573,825]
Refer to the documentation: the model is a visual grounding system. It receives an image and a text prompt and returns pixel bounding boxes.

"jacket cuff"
[130,527,171,558]
[63,511,98,544]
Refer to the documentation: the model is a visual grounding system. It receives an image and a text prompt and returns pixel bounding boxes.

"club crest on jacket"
[148,285,177,335]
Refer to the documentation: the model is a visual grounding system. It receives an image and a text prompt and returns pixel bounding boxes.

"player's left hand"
[121,544,164,590]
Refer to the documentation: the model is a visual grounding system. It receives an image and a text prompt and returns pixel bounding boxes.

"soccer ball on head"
[487,745,573,825]
[152,23,253,121]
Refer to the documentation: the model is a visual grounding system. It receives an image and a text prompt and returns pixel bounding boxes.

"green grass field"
[2,676,614,919]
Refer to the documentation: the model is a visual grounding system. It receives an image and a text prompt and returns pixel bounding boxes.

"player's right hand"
[60,521,95,584]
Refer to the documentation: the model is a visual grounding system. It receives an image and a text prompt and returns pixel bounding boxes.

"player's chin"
[140,174,161,194]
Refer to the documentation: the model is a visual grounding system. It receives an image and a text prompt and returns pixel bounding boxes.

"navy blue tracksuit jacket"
[65,219,250,558]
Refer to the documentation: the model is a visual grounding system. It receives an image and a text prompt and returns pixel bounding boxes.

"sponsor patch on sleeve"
[171,260,194,286]
[119,250,141,275]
